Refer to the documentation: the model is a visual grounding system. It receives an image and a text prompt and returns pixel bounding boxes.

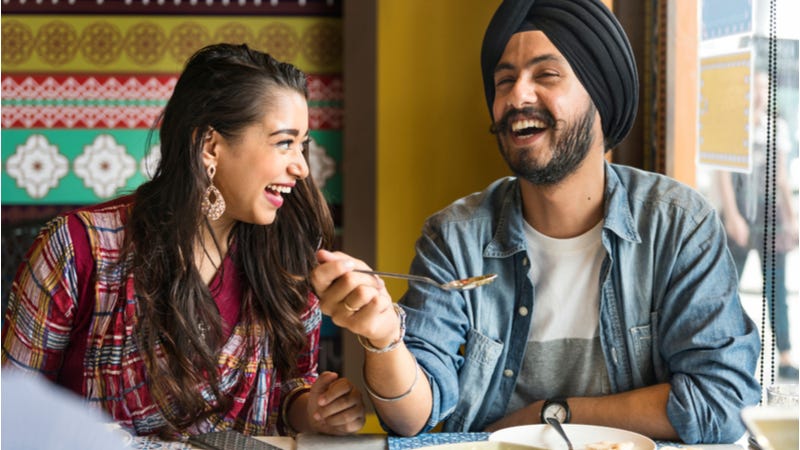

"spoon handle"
[354,269,441,287]
[546,418,574,450]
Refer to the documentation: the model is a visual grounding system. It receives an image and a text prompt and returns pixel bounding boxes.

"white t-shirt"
[526,220,605,341]
[506,219,610,414]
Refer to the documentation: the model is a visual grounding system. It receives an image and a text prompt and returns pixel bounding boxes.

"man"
[311,0,761,444]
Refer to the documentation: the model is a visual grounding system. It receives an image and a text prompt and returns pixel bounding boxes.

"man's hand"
[484,401,543,432]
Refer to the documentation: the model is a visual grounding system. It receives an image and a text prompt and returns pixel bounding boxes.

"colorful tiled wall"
[2,0,342,224]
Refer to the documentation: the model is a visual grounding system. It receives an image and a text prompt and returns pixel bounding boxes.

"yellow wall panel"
[376,0,506,294]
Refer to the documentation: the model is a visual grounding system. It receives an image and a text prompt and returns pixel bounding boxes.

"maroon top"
[57,214,241,396]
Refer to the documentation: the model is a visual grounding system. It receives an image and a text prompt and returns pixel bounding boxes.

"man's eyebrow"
[494,54,562,74]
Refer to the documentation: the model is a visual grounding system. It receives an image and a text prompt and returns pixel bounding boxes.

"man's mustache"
[489,106,556,135]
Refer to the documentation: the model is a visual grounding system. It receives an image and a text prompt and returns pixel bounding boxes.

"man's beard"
[492,102,597,186]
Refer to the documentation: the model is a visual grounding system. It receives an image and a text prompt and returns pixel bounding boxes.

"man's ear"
[200,128,219,168]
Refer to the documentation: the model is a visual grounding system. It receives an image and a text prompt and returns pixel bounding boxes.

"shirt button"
[518,306,529,316]
[503,369,514,377]
[522,257,529,266]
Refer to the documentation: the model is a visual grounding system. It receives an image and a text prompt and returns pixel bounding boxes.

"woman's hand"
[311,250,401,348]
[306,372,365,435]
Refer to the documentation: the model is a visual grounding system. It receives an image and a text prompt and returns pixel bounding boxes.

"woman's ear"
[200,128,219,167]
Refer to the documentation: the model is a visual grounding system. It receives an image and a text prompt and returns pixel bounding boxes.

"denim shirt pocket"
[629,318,656,386]
[448,328,504,431]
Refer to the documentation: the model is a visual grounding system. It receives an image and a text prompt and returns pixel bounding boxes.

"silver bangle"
[362,358,419,402]
[357,303,406,353]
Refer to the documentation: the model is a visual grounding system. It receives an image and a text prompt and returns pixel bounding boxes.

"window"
[693,0,799,384]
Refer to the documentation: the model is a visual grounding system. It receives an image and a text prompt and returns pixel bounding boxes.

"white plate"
[489,424,656,450]
[104,423,134,447]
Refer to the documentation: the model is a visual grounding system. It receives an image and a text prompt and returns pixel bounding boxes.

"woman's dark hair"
[126,43,334,433]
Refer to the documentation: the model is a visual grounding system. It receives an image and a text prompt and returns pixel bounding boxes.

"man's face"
[491,31,601,186]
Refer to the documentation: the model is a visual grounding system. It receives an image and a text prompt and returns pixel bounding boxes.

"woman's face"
[208,88,310,226]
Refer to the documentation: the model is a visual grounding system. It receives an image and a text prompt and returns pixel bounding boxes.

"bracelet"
[357,303,406,353]
[362,357,420,402]
[280,385,310,436]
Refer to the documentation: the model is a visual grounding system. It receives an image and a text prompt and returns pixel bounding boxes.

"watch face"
[544,403,568,423]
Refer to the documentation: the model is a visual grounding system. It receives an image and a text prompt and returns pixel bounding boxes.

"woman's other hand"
[306,372,365,435]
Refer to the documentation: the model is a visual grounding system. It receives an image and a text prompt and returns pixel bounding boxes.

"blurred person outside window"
[717,70,800,381]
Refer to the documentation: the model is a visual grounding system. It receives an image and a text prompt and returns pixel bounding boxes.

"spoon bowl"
[354,270,497,291]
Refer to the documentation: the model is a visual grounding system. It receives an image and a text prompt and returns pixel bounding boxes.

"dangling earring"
[201,165,225,220]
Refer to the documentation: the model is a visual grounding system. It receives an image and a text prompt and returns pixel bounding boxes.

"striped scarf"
[3,199,320,436]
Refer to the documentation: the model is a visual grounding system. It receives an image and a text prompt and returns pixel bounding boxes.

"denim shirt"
[398,162,761,444]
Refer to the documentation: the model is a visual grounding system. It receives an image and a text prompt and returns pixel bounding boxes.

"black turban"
[480,0,638,148]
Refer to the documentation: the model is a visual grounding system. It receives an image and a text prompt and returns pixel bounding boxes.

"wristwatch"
[540,398,571,424]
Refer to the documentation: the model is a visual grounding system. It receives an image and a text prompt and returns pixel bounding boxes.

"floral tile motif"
[5,134,69,198]
[140,145,161,180]
[74,134,137,198]
[309,138,336,190]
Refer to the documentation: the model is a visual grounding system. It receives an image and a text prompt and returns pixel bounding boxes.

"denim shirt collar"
[483,181,527,259]
[485,161,641,258]
[603,161,642,244]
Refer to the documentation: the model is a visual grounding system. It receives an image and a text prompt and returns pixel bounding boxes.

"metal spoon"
[546,417,574,450]
[354,269,497,291]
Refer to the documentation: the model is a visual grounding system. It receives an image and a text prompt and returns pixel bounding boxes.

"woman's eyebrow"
[268,129,311,139]
[269,129,300,137]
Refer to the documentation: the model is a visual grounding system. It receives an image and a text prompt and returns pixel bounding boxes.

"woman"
[1,43,365,438]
